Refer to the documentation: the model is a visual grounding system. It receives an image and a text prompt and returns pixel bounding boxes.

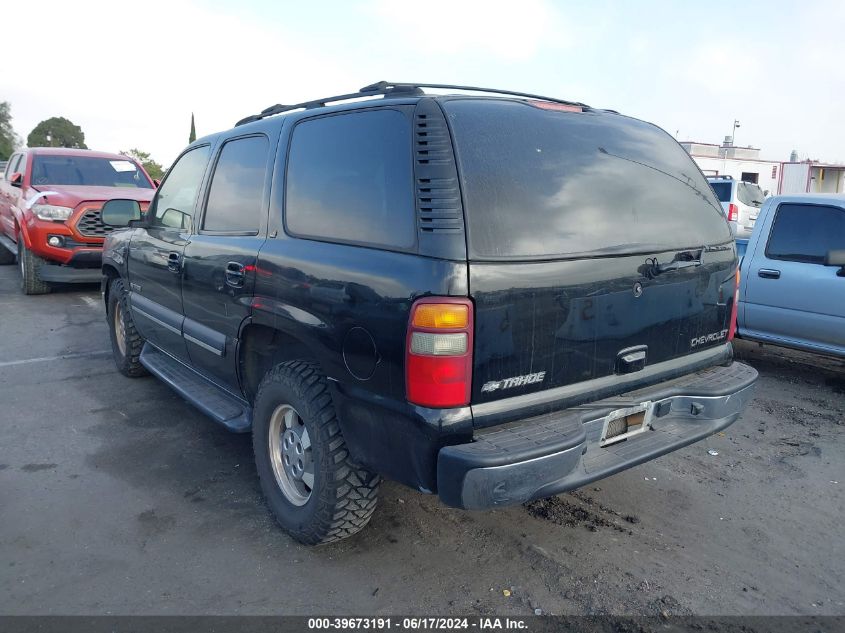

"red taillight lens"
[728,203,739,222]
[527,100,583,113]
[728,269,740,342]
[406,298,473,408]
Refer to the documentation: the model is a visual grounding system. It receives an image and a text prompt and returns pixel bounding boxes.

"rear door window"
[202,135,268,233]
[444,99,731,259]
[285,109,415,250]
[766,203,845,264]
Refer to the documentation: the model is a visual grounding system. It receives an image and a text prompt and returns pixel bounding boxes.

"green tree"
[0,101,20,161]
[120,148,165,181]
[27,117,87,149]
[189,113,196,144]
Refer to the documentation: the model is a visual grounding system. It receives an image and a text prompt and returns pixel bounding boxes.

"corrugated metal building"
[779,162,845,194]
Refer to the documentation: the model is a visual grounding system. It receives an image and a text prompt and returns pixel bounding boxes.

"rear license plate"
[599,401,655,447]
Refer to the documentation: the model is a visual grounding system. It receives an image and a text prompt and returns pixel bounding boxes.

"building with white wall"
[680,139,780,195]
[681,138,845,195]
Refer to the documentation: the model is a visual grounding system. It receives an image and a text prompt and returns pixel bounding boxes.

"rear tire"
[253,360,380,545]
[107,278,148,377]
[18,241,50,295]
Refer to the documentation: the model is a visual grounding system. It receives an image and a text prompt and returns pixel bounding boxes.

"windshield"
[709,181,732,202]
[737,181,765,207]
[445,99,731,259]
[30,155,153,188]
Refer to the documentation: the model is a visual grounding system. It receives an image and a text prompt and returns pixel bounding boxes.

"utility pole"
[730,119,740,145]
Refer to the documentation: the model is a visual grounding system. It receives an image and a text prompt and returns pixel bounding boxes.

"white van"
[707,175,766,238]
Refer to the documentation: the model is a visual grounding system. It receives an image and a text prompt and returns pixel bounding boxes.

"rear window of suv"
[736,182,765,208]
[710,181,732,202]
[445,100,731,259]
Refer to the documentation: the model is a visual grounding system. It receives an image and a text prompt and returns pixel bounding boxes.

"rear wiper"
[644,248,703,278]
[656,258,702,273]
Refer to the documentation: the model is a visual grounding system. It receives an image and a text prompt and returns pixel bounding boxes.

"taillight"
[728,203,739,222]
[527,100,583,113]
[406,298,473,408]
[728,269,740,342]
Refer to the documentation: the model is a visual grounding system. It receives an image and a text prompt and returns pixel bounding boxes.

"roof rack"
[235,80,591,127]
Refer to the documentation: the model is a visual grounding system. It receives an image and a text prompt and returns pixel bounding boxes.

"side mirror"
[10,172,22,187]
[153,179,161,188]
[826,250,845,277]
[102,199,141,227]
[763,190,769,196]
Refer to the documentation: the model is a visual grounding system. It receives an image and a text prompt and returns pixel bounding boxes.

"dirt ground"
[0,265,843,616]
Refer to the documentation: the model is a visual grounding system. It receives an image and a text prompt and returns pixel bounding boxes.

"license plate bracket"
[599,401,655,447]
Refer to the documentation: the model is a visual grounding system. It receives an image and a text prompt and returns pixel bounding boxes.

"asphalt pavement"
[0,264,843,616]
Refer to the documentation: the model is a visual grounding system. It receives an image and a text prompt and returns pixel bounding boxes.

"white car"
[707,175,766,238]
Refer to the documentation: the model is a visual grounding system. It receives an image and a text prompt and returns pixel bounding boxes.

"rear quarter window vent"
[413,99,464,238]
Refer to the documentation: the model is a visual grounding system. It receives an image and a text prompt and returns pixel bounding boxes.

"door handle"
[167,251,181,273]
[758,268,780,279]
[225,261,245,287]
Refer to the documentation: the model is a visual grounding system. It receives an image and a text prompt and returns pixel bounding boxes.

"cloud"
[3,0,843,165]
[668,43,764,98]
[0,0,577,165]
[1,0,357,165]
[365,0,571,61]
[658,5,844,162]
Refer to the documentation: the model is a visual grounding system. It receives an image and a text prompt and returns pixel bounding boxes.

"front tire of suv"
[18,241,51,295]
[253,360,381,545]
[107,278,148,377]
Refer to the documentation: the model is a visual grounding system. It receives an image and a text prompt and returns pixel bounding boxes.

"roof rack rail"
[360,81,589,107]
[235,80,590,127]
[235,83,423,127]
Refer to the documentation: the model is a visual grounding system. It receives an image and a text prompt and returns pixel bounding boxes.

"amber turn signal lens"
[412,304,469,329]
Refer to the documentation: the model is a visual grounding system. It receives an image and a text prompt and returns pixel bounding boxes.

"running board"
[0,234,17,255]
[139,343,252,433]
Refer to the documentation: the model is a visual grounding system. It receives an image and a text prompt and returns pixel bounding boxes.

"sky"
[3,0,843,167]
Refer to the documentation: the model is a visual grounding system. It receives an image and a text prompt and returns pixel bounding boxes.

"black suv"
[100,81,757,544]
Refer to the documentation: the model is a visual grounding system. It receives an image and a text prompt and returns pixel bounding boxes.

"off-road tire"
[253,361,381,545]
[18,240,51,295]
[0,243,14,265]
[107,278,148,377]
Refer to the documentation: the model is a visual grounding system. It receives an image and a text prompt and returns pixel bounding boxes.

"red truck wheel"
[18,241,51,295]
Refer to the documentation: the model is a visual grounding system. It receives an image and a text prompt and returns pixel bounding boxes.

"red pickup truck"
[0,147,156,294]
